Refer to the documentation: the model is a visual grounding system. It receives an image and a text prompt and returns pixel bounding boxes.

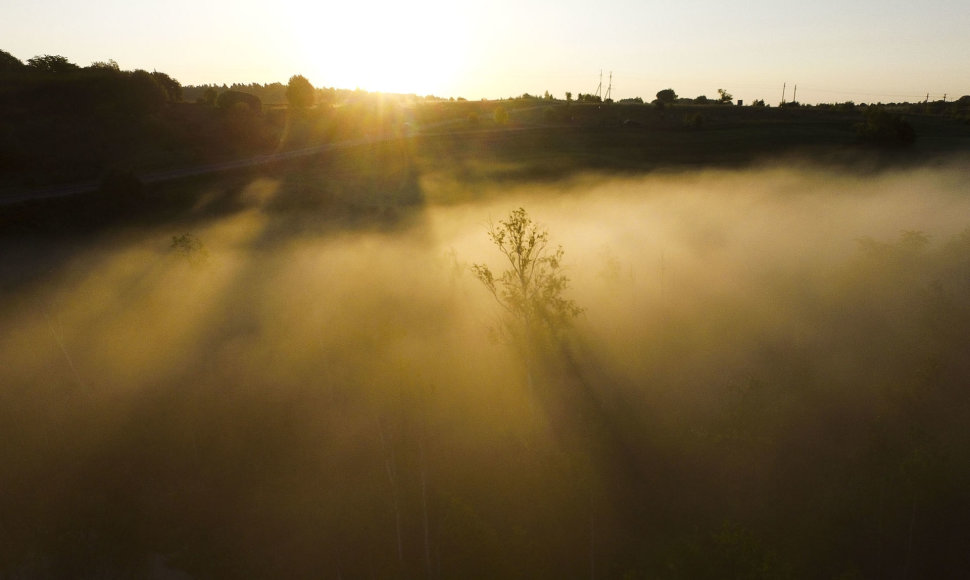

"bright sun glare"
[290,1,472,96]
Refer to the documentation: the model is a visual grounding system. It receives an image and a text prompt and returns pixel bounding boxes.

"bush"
[855,107,916,146]
[216,90,262,114]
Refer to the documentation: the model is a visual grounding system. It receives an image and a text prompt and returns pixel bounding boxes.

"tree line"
[0,51,182,117]
[0,51,342,187]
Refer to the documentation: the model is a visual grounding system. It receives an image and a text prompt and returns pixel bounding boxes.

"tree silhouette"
[286,74,315,109]
[216,90,262,114]
[472,208,583,342]
[124,69,168,114]
[151,71,183,102]
[656,88,677,105]
[203,87,218,107]
[0,49,25,74]
[26,54,79,74]
[88,60,119,71]
[718,88,733,104]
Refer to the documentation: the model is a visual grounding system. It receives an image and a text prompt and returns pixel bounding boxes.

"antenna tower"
[781,82,786,104]
[605,71,613,101]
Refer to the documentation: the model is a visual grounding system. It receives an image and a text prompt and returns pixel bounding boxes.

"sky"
[3,0,968,105]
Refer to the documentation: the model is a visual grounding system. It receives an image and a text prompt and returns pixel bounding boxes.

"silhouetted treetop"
[26,54,79,74]
[656,88,677,105]
[0,49,25,74]
[150,71,183,102]
[473,208,583,341]
[286,74,315,109]
[124,69,169,114]
[88,60,120,71]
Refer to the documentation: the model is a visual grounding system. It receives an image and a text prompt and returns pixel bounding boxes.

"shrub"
[855,107,916,146]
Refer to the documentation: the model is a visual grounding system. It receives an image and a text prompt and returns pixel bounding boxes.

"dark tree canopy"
[656,88,677,105]
[123,69,168,114]
[26,54,79,74]
[0,49,25,74]
[217,90,262,113]
[150,71,182,102]
[88,60,120,71]
[203,87,218,107]
[286,74,315,109]
[856,107,916,145]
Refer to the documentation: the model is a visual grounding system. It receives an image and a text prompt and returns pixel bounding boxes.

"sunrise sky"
[4,0,968,105]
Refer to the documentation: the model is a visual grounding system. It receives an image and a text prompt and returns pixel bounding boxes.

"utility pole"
[793,84,797,103]
[604,71,612,102]
[781,82,786,104]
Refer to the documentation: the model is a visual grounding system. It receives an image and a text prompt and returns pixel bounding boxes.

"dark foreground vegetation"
[4,50,970,580]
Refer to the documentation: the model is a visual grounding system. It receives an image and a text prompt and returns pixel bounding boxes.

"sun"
[288,1,473,96]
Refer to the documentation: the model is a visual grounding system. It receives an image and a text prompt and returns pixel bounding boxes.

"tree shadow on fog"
[168,138,428,241]
[155,136,430,249]
[0,134,430,298]
[0,146,431,577]
[263,137,426,237]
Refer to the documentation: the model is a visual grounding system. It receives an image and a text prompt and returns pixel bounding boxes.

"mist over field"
[3,160,970,578]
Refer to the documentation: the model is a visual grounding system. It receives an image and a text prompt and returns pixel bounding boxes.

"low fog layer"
[3,161,970,578]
